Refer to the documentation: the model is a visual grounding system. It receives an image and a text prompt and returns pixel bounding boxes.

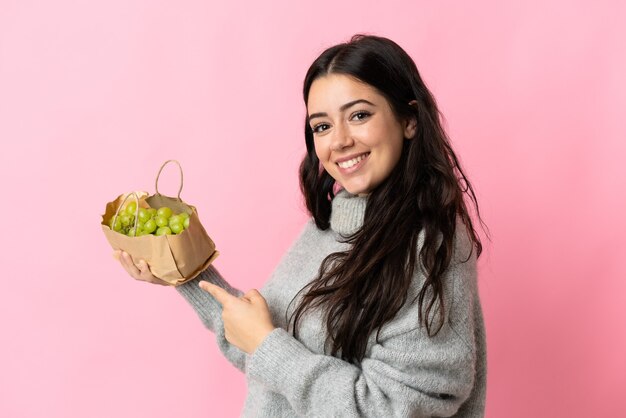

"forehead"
[307,74,382,110]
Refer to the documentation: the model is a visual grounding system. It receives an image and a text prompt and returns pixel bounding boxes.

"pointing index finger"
[198,280,234,304]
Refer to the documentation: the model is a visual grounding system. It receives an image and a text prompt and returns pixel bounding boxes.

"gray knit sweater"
[176,189,487,417]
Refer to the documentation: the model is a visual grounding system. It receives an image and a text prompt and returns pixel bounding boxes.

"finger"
[244,289,263,302]
[137,260,150,276]
[117,250,131,270]
[198,281,236,304]
[121,251,141,277]
[125,252,146,273]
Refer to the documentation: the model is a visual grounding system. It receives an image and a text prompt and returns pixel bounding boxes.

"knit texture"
[176,189,487,417]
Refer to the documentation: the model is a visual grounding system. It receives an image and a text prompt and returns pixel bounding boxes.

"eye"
[310,111,371,134]
[311,123,330,134]
[351,111,371,121]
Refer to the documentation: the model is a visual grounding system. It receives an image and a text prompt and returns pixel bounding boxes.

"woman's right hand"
[112,250,170,286]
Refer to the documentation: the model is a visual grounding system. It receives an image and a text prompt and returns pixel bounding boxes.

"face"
[307,74,416,197]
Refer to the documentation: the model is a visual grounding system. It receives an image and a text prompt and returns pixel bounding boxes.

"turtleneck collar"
[329,188,368,236]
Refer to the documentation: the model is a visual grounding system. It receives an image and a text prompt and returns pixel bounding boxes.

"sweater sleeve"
[244,225,480,417]
[175,265,247,373]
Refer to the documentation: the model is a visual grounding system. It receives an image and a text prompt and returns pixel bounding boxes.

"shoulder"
[413,217,477,281]
[416,216,475,262]
[452,217,476,265]
[450,217,479,298]
[376,217,478,339]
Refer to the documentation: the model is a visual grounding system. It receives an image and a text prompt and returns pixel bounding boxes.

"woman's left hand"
[198,280,276,355]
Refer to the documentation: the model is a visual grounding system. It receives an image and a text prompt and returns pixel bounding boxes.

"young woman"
[115,34,488,417]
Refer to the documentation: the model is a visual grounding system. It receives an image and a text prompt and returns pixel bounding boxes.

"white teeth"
[338,153,368,169]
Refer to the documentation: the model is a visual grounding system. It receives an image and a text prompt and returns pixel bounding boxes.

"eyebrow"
[308,99,376,121]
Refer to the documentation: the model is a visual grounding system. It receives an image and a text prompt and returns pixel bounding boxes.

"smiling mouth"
[337,152,370,169]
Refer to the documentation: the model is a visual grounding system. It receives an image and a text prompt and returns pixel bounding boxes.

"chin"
[342,184,371,196]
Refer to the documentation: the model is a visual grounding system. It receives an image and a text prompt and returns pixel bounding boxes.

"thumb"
[244,289,265,302]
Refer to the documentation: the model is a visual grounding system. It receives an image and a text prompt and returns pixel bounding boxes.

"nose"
[330,121,354,151]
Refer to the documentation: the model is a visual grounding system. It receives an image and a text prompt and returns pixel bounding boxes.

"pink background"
[1,1,624,417]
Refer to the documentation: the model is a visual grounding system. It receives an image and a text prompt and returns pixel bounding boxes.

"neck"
[329,188,368,235]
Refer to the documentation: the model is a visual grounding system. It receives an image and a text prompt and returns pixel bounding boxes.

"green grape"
[156,226,172,236]
[155,215,168,227]
[138,208,151,223]
[169,215,182,226]
[120,214,132,227]
[179,212,190,221]
[143,219,157,234]
[170,223,184,234]
[157,206,172,219]
[147,208,157,218]
[127,227,138,237]
[109,217,123,232]
[125,201,138,216]
[183,217,190,229]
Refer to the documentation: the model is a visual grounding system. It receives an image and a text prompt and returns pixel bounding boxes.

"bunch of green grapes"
[108,201,190,237]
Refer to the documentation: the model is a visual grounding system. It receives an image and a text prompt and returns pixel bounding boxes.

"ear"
[404,100,417,139]
[404,117,417,139]
[404,100,418,139]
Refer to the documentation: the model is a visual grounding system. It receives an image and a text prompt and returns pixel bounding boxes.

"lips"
[336,152,370,173]
[335,152,369,168]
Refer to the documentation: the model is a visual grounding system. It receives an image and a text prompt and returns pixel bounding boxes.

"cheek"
[313,142,321,158]
[374,140,403,173]
[384,145,403,172]
[313,142,330,163]
[390,140,404,162]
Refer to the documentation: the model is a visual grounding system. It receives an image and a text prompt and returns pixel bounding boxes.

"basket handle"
[112,192,140,236]
[154,159,183,202]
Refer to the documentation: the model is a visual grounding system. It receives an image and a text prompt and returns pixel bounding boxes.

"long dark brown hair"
[287,34,489,365]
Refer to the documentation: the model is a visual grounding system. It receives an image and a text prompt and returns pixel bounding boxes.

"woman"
[115,33,488,417]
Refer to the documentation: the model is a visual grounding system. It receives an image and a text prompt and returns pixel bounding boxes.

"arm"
[175,265,247,373]
[244,225,480,417]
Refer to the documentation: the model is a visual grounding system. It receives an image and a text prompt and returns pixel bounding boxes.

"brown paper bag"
[101,160,219,286]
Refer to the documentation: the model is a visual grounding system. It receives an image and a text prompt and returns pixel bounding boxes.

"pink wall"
[1,1,624,417]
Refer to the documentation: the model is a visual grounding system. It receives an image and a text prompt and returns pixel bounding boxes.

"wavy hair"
[287,34,489,365]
